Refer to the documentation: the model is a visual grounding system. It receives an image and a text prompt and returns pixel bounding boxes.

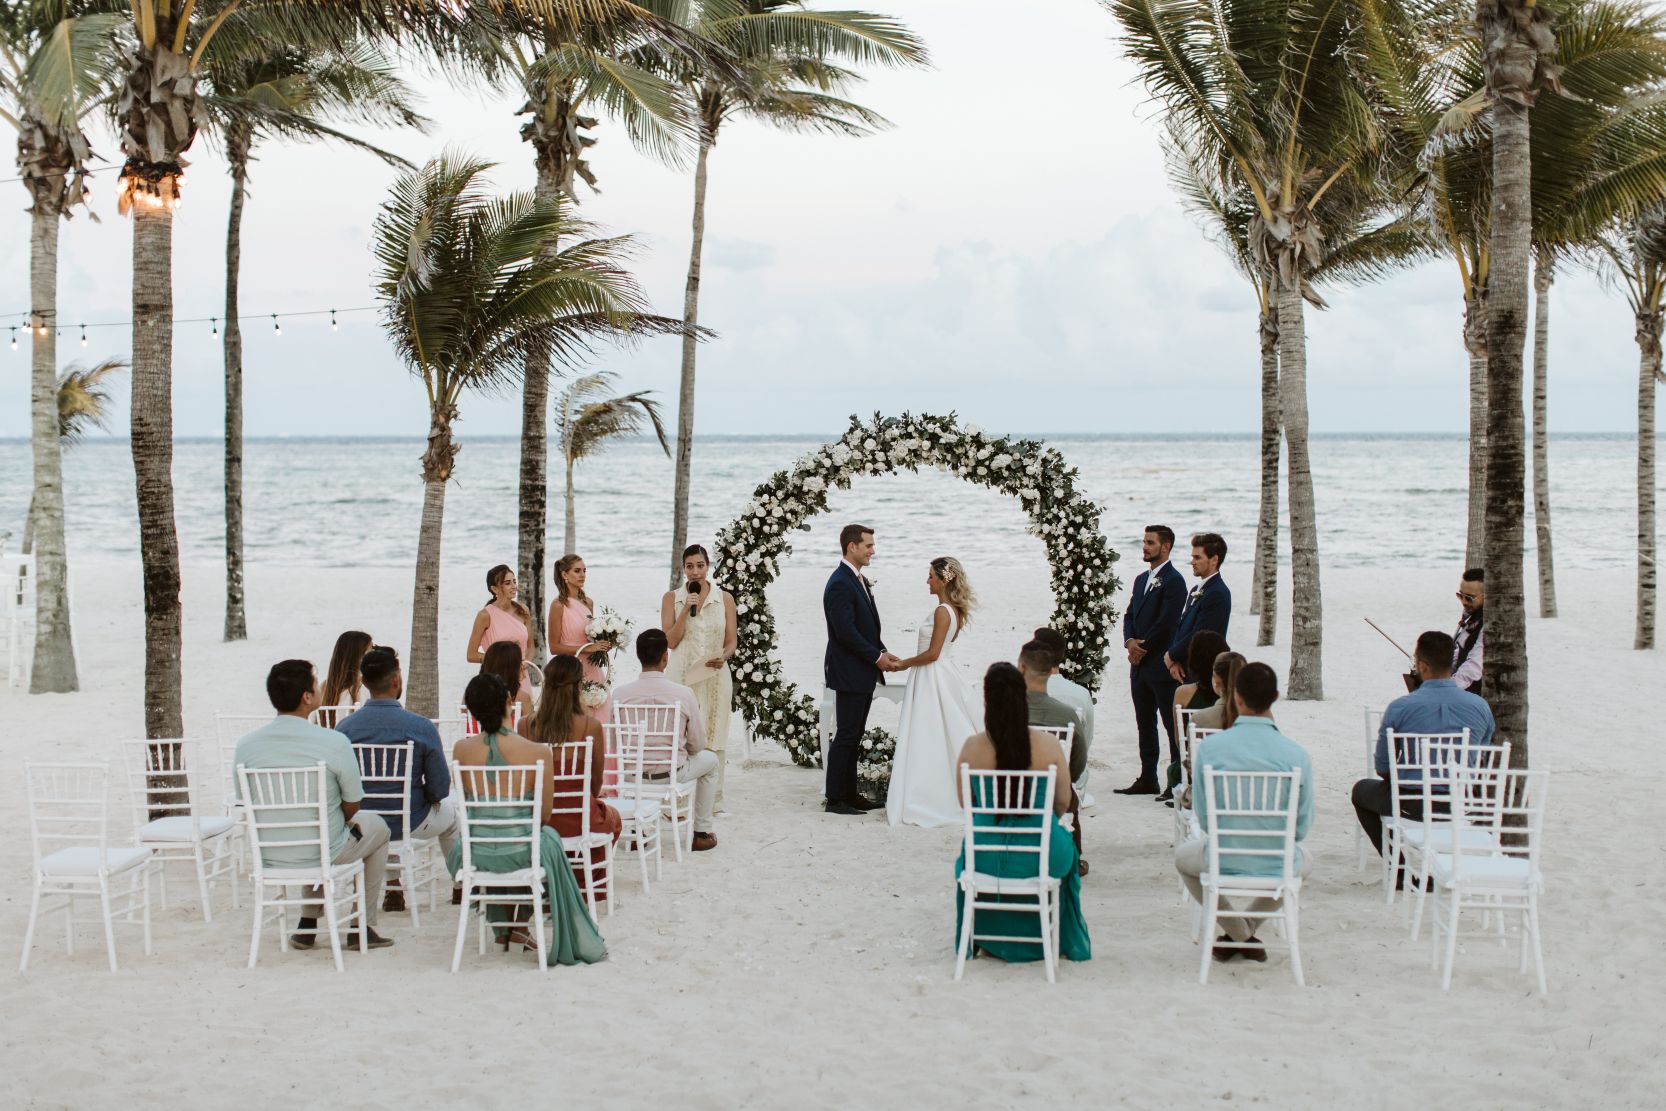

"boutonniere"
[862,575,877,592]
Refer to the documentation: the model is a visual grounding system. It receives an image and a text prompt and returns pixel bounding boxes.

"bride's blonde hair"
[931,557,977,628]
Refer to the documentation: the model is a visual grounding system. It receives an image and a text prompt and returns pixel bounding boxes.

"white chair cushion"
[609,799,656,819]
[1401,825,1497,851]
[1201,871,1302,894]
[561,832,613,851]
[255,860,363,884]
[137,815,238,842]
[40,846,152,877]
[1429,853,1537,889]
[960,872,1060,895]
[458,867,542,888]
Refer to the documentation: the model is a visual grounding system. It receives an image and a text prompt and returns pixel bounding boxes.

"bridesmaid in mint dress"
[953,663,1092,964]
[449,674,607,965]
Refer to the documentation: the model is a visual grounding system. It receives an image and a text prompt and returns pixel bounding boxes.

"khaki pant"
[304,811,390,926]
[1175,837,1313,942]
[408,795,460,858]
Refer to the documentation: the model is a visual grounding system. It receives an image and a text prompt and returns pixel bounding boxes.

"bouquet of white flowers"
[580,681,609,709]
[584,607,631,669]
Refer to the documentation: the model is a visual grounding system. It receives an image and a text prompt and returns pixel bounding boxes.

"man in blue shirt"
[337,646,456,911]
[1352,630,1496,861]
[1175,662,1312,963]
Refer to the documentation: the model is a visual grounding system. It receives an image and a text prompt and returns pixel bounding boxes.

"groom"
[823,523,903,815]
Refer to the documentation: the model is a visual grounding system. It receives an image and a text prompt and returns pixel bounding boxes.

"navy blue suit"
[1124,563,1186,780]
[823,563,886,801]
[1167,574,1232,678]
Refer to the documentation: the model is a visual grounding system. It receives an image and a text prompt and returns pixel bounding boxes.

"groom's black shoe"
[1113,778,1160,796]
[846,795,882,812]
[824,799,866,816]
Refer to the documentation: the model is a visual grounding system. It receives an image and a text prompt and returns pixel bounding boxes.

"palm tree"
[444,1,705,660]
[1162,125,1281,646]
[2,6,123,694]
[1601,207,1666,649]
[663,0,929,588]
[106,0,633,738]
[1531,249,1557,616]
[202,35,427,642]
[373,152,686,716]
[21,359,126,555]
[555,371,670,554]
[1113,0,1418,700]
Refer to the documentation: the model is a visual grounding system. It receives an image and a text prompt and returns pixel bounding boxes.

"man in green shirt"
[235,659,394,951]
[1021,639,1088,874]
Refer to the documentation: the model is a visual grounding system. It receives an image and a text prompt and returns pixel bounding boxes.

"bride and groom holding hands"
[822,523,981,825]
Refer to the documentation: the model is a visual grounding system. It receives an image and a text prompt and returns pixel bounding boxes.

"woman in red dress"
[519,654,622,890]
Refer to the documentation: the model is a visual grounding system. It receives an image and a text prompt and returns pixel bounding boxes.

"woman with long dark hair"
[661,544,736,809]
[520,655,622,886]
[466,565,533,697]
[320,630,374,717]
[1162,630,1230,802]
[481,640,534,720]
[446,673,606,965]
[951,662,1091,964]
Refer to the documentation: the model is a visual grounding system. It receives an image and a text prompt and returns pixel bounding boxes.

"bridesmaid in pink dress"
[466,564,534,700]
[547,554,610,723]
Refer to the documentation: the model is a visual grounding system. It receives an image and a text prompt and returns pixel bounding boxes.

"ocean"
[0,433,1653,576]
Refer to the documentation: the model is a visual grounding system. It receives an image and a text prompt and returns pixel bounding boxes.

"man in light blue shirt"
[1352,630,1496,860]
[235,659,394,951]
[1175,662,1313,961]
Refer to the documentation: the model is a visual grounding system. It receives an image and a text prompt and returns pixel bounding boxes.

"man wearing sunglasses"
[1453,569,1485,694]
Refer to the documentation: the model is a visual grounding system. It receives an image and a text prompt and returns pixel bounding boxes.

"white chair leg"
[1440,889,1462,990]
[193,843,214,924]
[1528,896,1547,995]
[953,887,975,981]
[140,867,154,957]
[98,877,119,973]
[1286,896,1304,987]
[1198,895,1219,985]
[19,879,42,972]
[531,885,548,973]
[450,880,471,973]
[247,886,264,969]
[322,880,345,973]
[1409,864,1431,941]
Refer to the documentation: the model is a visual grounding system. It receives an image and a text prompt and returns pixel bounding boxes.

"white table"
[818,684,907,768]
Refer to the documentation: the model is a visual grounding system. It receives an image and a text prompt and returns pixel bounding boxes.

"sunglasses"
[1455,592,1482,602]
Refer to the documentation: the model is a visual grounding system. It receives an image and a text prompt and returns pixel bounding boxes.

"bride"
[887,557,981,828]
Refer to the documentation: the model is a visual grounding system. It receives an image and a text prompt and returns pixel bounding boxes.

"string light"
[211,317,218,336]
[330,309,337,331]
[8,328,14,351]
[272,313,281,337]
[80,324,87,348]
[5,304,377,350]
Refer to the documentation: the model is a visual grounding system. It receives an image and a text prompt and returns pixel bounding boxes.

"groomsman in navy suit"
[1117,525,1186,795]
[1164,532,1233,683]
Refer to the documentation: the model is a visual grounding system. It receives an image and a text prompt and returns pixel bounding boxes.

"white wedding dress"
[887,603,982,828]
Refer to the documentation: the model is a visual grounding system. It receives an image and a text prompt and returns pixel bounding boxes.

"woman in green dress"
[449,673,607,965]
[954,662,1092,964]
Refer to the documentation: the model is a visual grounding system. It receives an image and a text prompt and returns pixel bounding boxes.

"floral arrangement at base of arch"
[716,412,1121,771]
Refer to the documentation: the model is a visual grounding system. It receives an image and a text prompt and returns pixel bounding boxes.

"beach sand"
[1,558,1659,1108]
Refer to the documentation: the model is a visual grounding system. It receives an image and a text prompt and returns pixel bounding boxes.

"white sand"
[1,557,1660,1108]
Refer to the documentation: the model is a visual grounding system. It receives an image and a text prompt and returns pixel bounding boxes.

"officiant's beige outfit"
[666,584,734,808]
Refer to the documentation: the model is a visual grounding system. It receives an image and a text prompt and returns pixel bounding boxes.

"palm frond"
[55,357,124,442]
[556,370,671,462]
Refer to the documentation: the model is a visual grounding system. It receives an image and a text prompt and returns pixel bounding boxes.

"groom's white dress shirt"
[839,559,883,664]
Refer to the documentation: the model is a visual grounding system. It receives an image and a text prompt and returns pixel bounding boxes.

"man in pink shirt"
[611,629,720,851]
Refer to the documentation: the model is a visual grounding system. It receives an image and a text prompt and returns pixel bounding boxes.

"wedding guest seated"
[953,662,1092,965]
[235,659,394,951]
[1351,631,1495,871]
[610,629,721,852]
[448,674,607,964]
[1031,627,1094,779]
[1175,662,1313,964]
[320,629,374,713]
[336,645,459,912]
[1161,630,1230,802]
[481,640,534,719]
[1179,651,1246,807]
[520,654,623,885]
[1019,639,1088,874]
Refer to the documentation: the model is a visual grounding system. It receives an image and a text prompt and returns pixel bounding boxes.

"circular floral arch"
[715,412,1122,769]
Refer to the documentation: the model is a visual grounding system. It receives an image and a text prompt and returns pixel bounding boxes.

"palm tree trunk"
[22,494,37,555]
[517,162,565,665]
[1276,277,1322,699]
[1479,43,1534,766]
[1463,293,1488,568]
[131,201,184,738]
[564,450,578,558]
[1531,255,1557,618]
[407,403,458,718]
[222,122,250,642]
[1636,302,1661,650]
[28,206,77,692]
[669,119,714,588]
[1254,305,1280,646]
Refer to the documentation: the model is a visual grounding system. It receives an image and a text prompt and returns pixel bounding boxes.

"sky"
[0,0,1651,440]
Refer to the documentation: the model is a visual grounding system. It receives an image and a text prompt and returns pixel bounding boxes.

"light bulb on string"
[330,309,337,332]
[80,324,87,348]
[211,317,218,337]
[272,313,281,337]
[8,329,15,351]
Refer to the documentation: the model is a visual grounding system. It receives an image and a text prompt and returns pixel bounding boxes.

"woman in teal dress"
[953,662,1092,963]
[448,674,607,965]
